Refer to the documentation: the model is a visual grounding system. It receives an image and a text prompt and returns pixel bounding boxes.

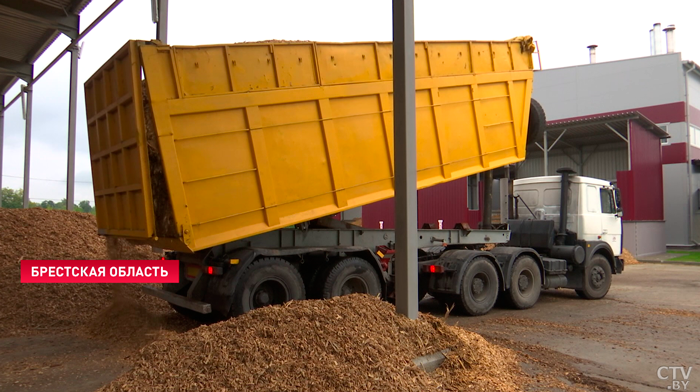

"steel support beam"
[0,94,4,207]
[547,128,567,151]
[66,43,79,211]
[156,0,169,44]
[0,0,79,39]
[0,56,33,83]
[22,85,32,208]
[392,0,418,320]
[543,130,548,176]
[605,123,628,143]
[2,0,123,109]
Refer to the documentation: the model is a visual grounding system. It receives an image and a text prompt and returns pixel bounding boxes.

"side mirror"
[616,206,623,217]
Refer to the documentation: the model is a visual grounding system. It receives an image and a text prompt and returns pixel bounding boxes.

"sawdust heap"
[142,83,178,238]
[620,248,639,265]
[82,286,198,349]
[238,39,313,44]
[0,208,170,337]
[101,294,524,392]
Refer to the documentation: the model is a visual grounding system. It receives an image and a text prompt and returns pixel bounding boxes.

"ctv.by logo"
[657,366,692,390]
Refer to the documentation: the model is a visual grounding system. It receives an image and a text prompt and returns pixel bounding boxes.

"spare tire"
[527,98,546,147]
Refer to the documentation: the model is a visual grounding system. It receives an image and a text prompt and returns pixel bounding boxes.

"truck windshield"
[600,188,615,214]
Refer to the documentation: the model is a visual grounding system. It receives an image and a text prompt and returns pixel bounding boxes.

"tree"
[78,200,93,214]
[1,188,92,212]
[1,188,23,208]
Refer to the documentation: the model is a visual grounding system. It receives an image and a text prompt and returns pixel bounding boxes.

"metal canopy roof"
[0,0,91,95]
[528,111,670,153]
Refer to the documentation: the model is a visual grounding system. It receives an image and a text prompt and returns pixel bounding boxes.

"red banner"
[20,260,180,283]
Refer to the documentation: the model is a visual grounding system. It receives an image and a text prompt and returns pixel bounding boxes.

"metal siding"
[688,72,700,120]
[616,171,634,221]
[662,143,688,164]
[630,121,664,221]
[582,148,628,181]
[663,163,690,245]
[362,198,395,229]
[533,53,686,121]
[417,178,468,229]
[362,178,469,229]
[516,146,627,181]
[622,222,666,258]
[690,106,700,128]
[666,122,689,143]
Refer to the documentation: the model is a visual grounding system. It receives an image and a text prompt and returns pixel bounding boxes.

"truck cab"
[513,174,623,256]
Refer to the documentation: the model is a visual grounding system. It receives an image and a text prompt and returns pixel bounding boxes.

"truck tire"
[230,257,306,316]
[576,254,612,299]
[527,98,546,147]
[320,257,382,299]
[507,255,542,309]
[457,257,499,316]
[418,274,430,302]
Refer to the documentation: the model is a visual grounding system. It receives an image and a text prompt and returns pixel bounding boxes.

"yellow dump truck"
[84,37,626,320]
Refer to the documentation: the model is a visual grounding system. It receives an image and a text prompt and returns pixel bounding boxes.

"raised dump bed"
[84,37,537,252]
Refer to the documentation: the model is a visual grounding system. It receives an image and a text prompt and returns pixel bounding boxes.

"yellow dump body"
[84,38,536,252]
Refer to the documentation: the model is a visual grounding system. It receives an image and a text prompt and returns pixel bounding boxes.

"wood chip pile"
[143,82,178,239]
[620,248,640,265]
[0,208,170,337]
[101,294,525,392]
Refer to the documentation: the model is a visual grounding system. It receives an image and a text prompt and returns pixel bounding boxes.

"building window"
[656,124,670,145]
[693,126,700,148]
[467,175,479,210]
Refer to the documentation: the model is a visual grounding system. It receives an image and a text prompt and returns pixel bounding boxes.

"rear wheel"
[507,256,542,309]
[576,254,612,299]
[230,257,306,316]
[457,257,499,316]
[320,257,382,299]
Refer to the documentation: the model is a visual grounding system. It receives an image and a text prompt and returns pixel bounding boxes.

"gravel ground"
[424,263,700,392]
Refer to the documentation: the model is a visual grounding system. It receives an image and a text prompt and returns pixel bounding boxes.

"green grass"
[666,250,700,262]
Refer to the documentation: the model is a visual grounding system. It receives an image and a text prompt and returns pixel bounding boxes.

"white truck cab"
[513,174,623,256]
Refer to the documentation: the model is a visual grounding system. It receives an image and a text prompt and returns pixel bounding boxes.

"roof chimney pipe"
[650,28,656,55]
[587,45,598,64]
[664,24,676,53]
[653,23,662,54]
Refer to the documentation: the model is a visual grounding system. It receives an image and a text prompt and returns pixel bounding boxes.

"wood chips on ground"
[101,294,525,392]
[0,208,172,337]
[620,248,639,265]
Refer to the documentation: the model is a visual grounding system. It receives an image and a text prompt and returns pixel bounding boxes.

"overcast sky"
[2,0,699,205]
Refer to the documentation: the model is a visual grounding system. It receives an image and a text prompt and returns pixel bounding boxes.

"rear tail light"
[421,265,445,273]
[186,264,223,278]
[206,266,223,275]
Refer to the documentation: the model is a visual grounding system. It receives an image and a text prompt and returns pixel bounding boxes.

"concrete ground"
[421,263,700,392]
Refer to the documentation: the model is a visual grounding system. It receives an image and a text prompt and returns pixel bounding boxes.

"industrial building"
[524,27,700,256]
[363,25,700,258]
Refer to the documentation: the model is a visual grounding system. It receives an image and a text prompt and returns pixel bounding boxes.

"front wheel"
[576,254,612,299]
[230,257,306,317]
[457,257,499,316]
